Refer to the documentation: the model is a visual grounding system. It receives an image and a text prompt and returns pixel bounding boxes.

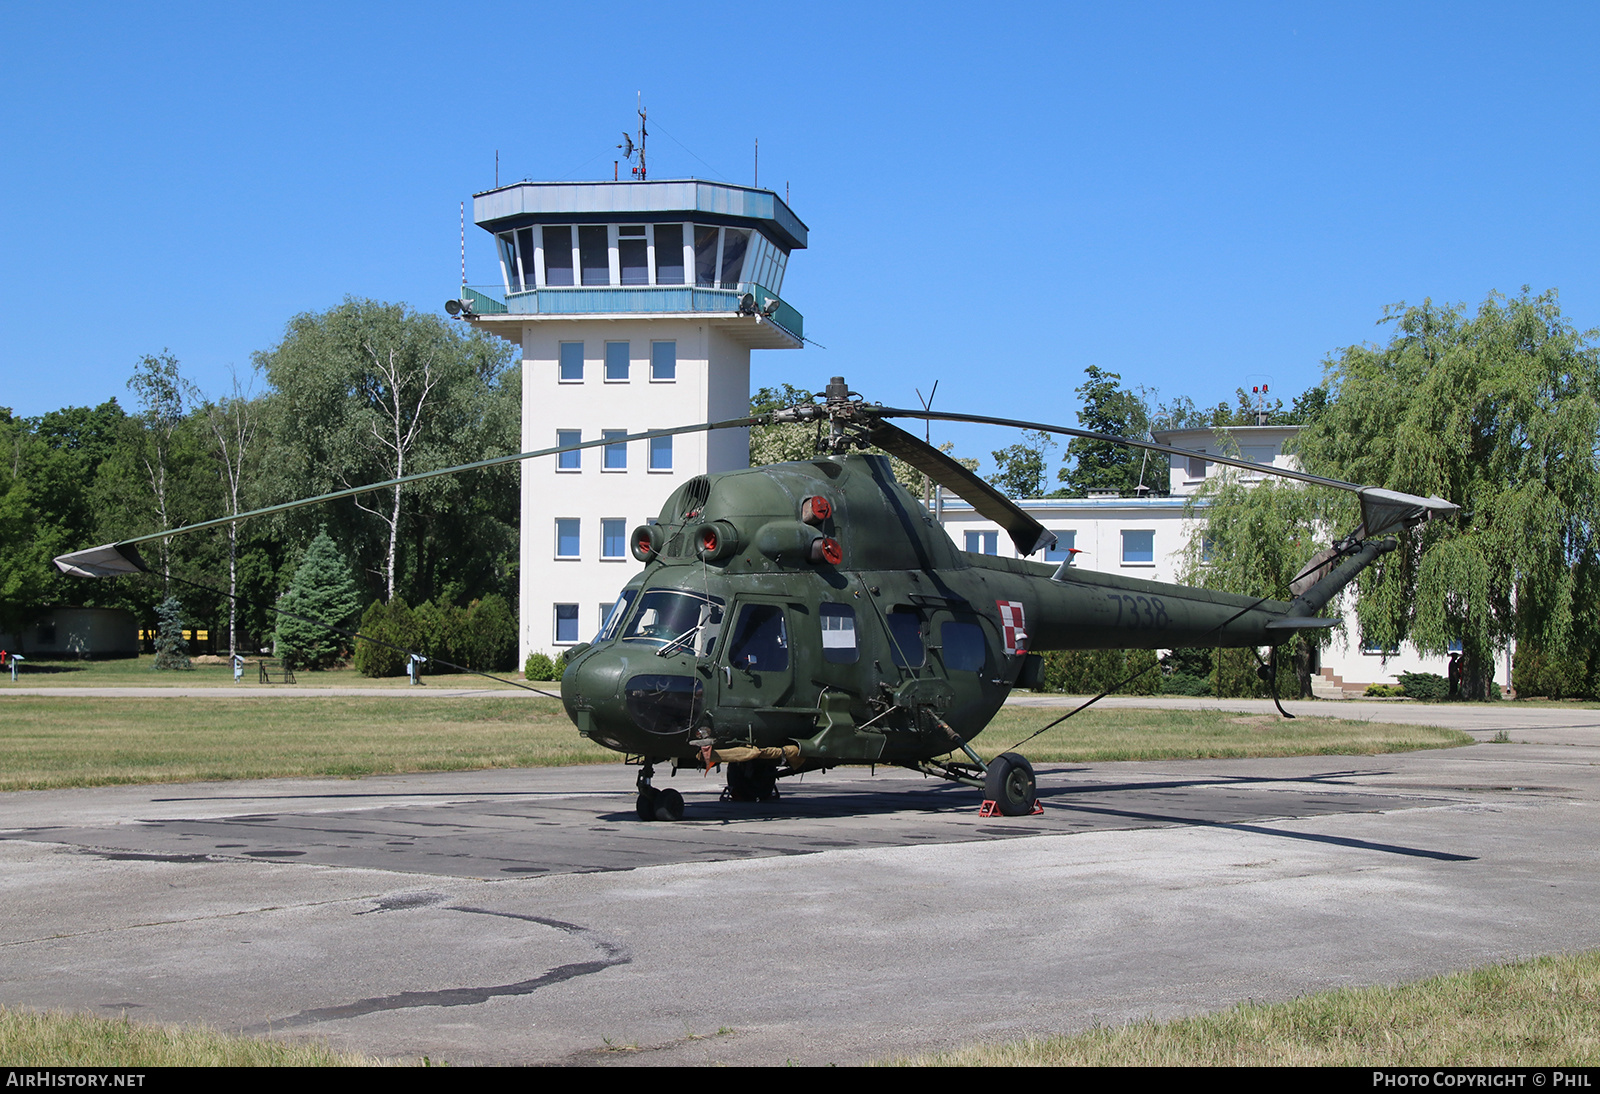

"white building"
[460,179,807,662]
[935,424,1454,695]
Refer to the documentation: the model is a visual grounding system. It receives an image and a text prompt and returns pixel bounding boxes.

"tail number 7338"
[1109,593,1169,629]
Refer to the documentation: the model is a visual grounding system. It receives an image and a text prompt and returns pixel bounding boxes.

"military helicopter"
[53,376,1456,822]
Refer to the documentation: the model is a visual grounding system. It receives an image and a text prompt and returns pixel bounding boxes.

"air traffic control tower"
[459,179,808,662]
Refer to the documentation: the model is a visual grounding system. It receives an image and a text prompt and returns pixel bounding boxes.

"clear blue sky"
[4,2,1597,469]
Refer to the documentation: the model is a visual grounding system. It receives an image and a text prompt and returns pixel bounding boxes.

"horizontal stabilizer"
[1264,617,1339,631]
[52,543,148,579]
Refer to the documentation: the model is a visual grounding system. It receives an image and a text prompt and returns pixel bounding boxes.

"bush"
[1034,648,1160,695]
[152,597,191,671]
[276,531,362,670]
[1365,683,1406,698]
[1396,671,1450,702]
[524,651,556,681]
[1162,672,1211,696]
[466,595,517,671]
[353,597,426,677]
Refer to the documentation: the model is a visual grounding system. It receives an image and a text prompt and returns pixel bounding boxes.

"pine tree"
[275,530,361,670]
[152,596,191,671]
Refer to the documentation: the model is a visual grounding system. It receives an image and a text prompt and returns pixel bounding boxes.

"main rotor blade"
[865,420,1056,556]
[874,407,1459,535]
[54,416,761,577]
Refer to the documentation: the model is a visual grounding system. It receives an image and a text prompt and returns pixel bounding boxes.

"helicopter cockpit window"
[939,622,986,672]
[727,604,789,672]
[887,609,925,668]
[596,589,639,643]
[819,603,858,664]
[621,590,724,656]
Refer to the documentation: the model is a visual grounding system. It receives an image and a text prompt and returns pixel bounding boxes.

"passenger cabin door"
[715,597,803,737]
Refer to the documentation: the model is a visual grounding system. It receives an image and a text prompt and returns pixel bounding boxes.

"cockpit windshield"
[620,590,725,657]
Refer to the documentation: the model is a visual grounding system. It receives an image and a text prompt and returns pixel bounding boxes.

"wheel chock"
[977,799,1044,817]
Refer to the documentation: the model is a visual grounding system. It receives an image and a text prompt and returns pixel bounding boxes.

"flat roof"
[474,179,808,251]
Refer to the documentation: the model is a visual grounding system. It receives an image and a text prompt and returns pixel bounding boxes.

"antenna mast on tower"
[619,94,648,181]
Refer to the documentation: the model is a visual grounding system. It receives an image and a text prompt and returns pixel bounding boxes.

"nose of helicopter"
[561,646,701,752]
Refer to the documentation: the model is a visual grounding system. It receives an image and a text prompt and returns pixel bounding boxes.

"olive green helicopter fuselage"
[559,452,1363,779]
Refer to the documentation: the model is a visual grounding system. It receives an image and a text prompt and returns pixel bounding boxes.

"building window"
[1186,450,1207,479]
[651,341,676,381]
[557,430,581,471]
[578,225,609,286]
[1044,530,1076,562]
[601,518,626,559]
[556,518,581,559]
[653,223,685,285]
[559,342,583,382]
[555,604,579,644]
[603,430,627,470]
[649,435,672,471]
[605,341,629,381]
[1122,530,1154,564]
[543,226,575,286]
[965,530,998,555]
[618,225,649,285]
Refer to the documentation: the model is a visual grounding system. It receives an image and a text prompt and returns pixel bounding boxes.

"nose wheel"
[634,761,685,821]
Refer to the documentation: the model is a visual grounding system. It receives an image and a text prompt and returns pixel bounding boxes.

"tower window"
[579,225,609,286]
[543,226,574,286]
[653,223,685,285]
[603,430,627,471]
[559,342,583,382]
[555,519,580,559]
[605,341,630,381]
[651,341,676,381]
[650,435,673,471]
[557,429,581,471]
[618,225,648,286]
[601,518,626,559]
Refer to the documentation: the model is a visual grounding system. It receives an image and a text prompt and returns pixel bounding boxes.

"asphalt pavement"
[1,696,1597,1065]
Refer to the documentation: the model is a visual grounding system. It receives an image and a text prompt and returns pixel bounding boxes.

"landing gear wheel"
[653,787,685,821]
[724,759,780,802]
[635,787,658,821]
[984,752,1037,817]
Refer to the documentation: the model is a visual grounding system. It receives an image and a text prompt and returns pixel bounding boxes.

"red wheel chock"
[978,799,1044,817]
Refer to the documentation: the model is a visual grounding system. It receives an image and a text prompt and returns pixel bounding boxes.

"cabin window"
[623,590,724,656]
[820,603,858,664]
[719,228,751,286]
[694,225,721,287]
[887,609,925,668]
[940,622,986,672]
[728,604,789,671]
[597,589,638,642]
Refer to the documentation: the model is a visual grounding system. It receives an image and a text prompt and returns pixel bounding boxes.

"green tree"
[275,530,362,670]
[1296,290,1600,700]
[152,596,191,671]
[1059,367,1160,497]
[1181,476,1341,698]
[988,431,1057,498]
[257,299,518,604]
